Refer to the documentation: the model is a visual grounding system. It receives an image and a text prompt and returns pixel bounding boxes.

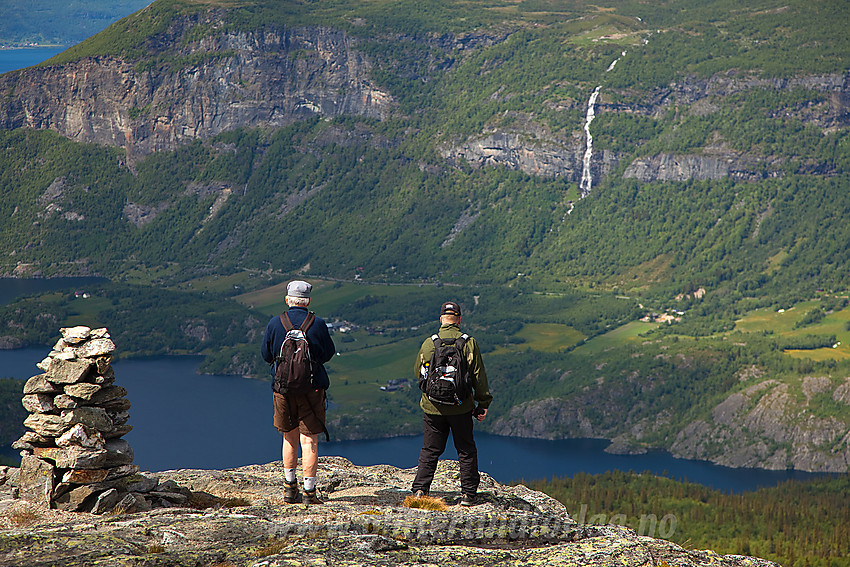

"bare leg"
[300,432,319,478]
[282,429,300,469]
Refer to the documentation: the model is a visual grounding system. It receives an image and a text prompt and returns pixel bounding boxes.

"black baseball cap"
[440,301,461,316]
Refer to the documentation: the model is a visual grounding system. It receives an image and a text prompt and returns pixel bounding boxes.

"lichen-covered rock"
[103,439,134,467]
[2,458,782,566]
[16,455,54,508]
[0,458,778,567]
[74,338,116,358]
[61,407,113,432]
[0,457,775,567]
[88,488,122,514]
[23,413,71,438]
[43,359,93,384]
[34,446,108,469]
[61,469,110,484]
[60,326,92,344]
[89,385,127,405]
[15,431,51,447]
[53,394,79,409]
[53,484,98,512]
[62,382,102,400]
[22,374,59,395]
[21,393,56,414]
[56,423,105,450]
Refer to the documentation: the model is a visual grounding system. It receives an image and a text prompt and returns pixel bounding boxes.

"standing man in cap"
[411,301,492,506]
[262,280,336,504]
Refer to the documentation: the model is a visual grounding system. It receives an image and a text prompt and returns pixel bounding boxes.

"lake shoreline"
[0,345,841,481]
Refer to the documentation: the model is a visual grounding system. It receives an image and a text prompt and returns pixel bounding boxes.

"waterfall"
[606,50,627,72]
[577,51,627,199]
[578,86,601,197]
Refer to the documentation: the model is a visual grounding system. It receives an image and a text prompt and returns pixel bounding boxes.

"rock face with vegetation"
[0,13,391,158]
[0,457,778,567]
[492,370,850,473]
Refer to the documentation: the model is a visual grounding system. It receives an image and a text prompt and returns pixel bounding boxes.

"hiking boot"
[303,489,323,505]
[413,489,428,498]
[460,493,477,507]
[284,479,301,504]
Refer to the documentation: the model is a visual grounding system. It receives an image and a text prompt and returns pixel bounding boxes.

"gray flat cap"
[286,280,312,298]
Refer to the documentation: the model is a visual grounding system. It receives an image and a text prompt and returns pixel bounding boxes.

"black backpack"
[273,312,316,395]
[420,333,473,405]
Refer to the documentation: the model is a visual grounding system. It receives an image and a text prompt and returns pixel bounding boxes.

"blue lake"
[0,347,835,493]
[0,278,839,492]
[0,47,66,74]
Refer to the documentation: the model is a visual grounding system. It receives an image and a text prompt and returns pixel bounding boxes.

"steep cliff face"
[0,12,391,158]
[2,1,846,186]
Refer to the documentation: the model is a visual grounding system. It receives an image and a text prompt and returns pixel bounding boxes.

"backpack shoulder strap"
[280,312,295,332]
[300,311,316,332]
[456,333,470,349]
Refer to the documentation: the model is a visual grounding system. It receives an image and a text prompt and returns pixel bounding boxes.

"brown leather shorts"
[273,390,326,435]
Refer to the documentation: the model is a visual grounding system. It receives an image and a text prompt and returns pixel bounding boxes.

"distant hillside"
[0,0,846,292]
[0,1,150,47]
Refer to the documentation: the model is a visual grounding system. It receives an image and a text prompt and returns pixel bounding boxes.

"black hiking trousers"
[412,410,480,496]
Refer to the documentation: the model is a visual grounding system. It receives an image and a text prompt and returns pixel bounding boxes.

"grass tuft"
[251,537,289,557]
[402,494,449,511]
[221,496,252,508]
[8,508,41,527]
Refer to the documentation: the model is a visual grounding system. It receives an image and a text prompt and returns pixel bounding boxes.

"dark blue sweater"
[261,306,336,390]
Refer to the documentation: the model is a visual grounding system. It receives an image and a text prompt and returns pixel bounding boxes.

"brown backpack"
[273,312,316,395]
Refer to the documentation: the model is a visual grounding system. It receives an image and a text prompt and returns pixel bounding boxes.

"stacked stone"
[13,326,190,514]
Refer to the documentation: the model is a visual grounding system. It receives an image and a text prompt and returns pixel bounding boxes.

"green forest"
[527,471,850,567]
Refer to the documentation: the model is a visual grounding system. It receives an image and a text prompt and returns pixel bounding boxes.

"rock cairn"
[13,326,190,514]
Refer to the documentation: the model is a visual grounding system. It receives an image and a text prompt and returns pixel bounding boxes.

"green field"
[735,301,820,334]
[329,336,423,405]
[735,299,850,360]
[573,321,659,356]
[490,323,585,355]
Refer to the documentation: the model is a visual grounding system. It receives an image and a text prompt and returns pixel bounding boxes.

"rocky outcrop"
[0,336,24,350]
[671,378,850,472]
[0,12,392,158]
[623,151,784,182]
[444,130,580,178]
[492,375,850,473]
[598,71,850,127]
[440,128,622,185]
[489,396,601,440]
[0,458,778,567]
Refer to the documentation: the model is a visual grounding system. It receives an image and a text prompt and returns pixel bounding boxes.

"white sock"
[285,468,297,483]
[304,477,316,492]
